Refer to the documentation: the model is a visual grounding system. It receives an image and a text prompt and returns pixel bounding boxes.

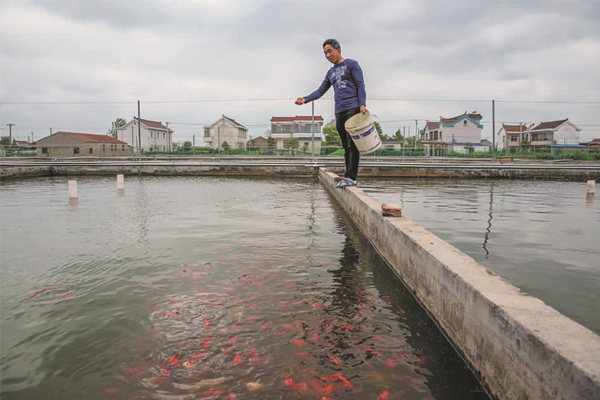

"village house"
[420,112,485,155]
[204,115,248,150]
[529,119,581,150]
[270,115,324,153]
[247,136,269,150]
[116,117,173,152]
[36,132,130,157]
[496,123,530,152]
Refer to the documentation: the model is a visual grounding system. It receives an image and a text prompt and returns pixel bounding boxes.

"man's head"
[323,39,342,65]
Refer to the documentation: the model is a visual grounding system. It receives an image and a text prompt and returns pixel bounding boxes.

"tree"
[520,140,531,151]
[108,117,127,138]
[221,141,231,151]
[393,129,404,141]
[182,141,192,151]
[1,136,11,146]
[465,142,474,153]
[287,138,299,149]
[267,136,276,149]
[323,125,341,146]
[374,121,383,136]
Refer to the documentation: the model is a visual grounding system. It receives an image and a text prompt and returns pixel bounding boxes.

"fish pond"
[0,176,489,400]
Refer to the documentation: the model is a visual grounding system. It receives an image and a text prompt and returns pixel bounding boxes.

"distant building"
[270,115,324,152]
[204,115,248,150]
[36,131,130,157]
[116,118,173,152]
[496,123,530,152]
[420,112,484,156]
[529,119,581,150]
[247,136,269,149]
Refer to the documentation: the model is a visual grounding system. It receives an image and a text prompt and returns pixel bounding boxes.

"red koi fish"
[386,358,395,371]
[164,312,180,317]
[232,354,242,366]
[259,322,272,331]
[224,336,237,344]
[160,368,170,376]
[249,348,258,360]
[283,375,295,388]
[100,387,120,395]
[309,331,319,344]
[204,319,211,326]
[168,353,179,366]
[328,355,342,366]
[291,339,308,347]
[231,322,239,330]
[378,390,389,400]
[201,340,211,350]
[321,373,353,390]
[365,348,380,358]
[191,353,210,359]
[169,297,180,302]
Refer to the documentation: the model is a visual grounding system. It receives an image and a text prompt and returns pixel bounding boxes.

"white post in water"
[117,174,125,190]
[588,180,596,194]
[68,180,78,198]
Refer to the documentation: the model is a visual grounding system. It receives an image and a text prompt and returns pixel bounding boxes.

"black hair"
[322,39,340,50]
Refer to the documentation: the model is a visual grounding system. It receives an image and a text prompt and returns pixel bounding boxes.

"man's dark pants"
[335,106,361,181]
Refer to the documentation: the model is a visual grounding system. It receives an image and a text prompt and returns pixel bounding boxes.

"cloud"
[1,0,598,143]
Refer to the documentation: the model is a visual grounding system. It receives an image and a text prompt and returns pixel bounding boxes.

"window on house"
[204,128,210,137]
[89,148,93,154]
[74,147,80,154]
[102,144,105,151]
[122,145,125,150]
[42,147,48,154]
[464,120,468,125]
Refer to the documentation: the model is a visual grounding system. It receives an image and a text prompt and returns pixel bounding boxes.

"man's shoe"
[334,176,345,183]
[337,178,357,188]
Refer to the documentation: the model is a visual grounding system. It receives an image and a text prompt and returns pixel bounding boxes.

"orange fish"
[249,348,258,360]
[168,353,179,365]
[328,355,342,366]
[377,390,389,400]
[283,375,295,388]
[201,340,211,350]
[224,336,237,344]
[309,331,319,344]
[291,339,308,347]
[259,322,272,331]
[232,354,242,366]
[386,358,395,371]
[191,353,210,359]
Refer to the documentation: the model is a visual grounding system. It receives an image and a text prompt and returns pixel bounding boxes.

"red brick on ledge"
[382,203,402,217]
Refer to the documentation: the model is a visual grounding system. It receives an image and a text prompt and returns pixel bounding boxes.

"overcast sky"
[1,0,599,144]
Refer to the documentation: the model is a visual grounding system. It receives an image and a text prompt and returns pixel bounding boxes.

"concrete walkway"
[318,167,600,400]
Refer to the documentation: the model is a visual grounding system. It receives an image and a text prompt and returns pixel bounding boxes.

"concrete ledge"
[318,168,600,400]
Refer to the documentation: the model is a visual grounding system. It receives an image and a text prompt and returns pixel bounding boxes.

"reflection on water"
[0,176,489,400]
[361,178,600,335]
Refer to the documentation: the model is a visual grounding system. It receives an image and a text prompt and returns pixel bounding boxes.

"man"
[295,39,367,188]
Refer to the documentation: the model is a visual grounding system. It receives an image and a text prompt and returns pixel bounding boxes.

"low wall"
[1,160,599,181]
[318,168,600,400]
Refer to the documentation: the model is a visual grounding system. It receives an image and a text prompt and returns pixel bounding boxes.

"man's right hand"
[295,97,306,105]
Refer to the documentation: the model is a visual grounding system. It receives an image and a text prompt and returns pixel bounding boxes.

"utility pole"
[50,127,53,157]
[492,99,496,161]
[6,123,15,146]
[414,120,418,155]
[166,122,170,151]
[137,100,141,161]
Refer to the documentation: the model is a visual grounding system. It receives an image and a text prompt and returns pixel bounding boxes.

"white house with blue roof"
[421,112,487,155]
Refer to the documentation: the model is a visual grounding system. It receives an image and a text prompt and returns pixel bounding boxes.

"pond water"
[361,178,600,336]
[0,176,489,400]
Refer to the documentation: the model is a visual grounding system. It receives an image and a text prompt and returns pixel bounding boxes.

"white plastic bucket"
[345,111,382,154]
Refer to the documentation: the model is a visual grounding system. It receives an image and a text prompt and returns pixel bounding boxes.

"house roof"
[271,116,324,122]
[501,124,529,133]
[425,112,483,130]
[588,138,600,145]
[530,119,569,131]
[221,115,248,130]
[58,132,128,144]
[133,117,169,130]
[15,140,29,146]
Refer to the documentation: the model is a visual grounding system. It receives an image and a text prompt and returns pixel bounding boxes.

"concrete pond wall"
[318,168,600,400]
